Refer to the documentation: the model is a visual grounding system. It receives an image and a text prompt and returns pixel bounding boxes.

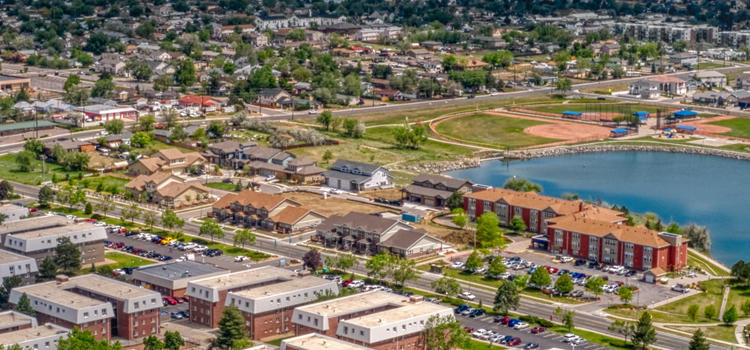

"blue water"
[445,152,750,266]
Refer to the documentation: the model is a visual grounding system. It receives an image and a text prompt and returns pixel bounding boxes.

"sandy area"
[280,191,396,217]
[486,111,612,148]
[680,115,734,134]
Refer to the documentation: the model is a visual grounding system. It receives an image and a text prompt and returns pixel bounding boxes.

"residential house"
[256,88,292,108]
[128,148,206,176]
[323,159,392,192]
[212,190,325,234]
[630,76,686,97]
[669,52,698,66]
[692,91,733,106]
[125,172,212,208]
[628,80,660,99]
[694,70,726,88]
[95,53,127,76]
[403,174,473,207]
[736,72,750,90]
[178,95,223,113]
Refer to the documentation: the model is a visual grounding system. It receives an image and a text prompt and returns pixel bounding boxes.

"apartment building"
[2,219,106,264]
[0,311,36,334]
[130,261,227,297]
[10,274,162,341]
[403,174,473,207]
[212,190,324,234]
[0,324,69,350]
[546,212,688,271]
[0,249,39,284]
[292,291,452,350]
[0,204,29,223]
[188,266,303,328]
[226,276,338,339]
[281,333,373,350]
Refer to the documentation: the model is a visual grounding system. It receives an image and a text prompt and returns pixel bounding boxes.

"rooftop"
[466,188,583,214]
[14,283,109,309]
[11,222,102,240]
[0,324,68,346]
[134,261,226,280]
[281,334,372,350]
[190,266,294,290]
[0,248,36,264]
[295,291,406,317]
[344,301,447,328]
[0,120,57,133]
[66,274,160,300]
[0,216,68,234]
[0,311,35,329]
[231,276,330,300]
[0,75,29,82]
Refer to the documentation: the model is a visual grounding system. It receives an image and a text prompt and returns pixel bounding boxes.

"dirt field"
[358,188,404,201]
[86,152,118,169]
[680,115,734,134]
[486,111,612,148]
[280,191,396,217]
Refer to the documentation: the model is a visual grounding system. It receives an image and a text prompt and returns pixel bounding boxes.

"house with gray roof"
[404,174,473,207]
[323,159,392,192]
[378,228,445,258]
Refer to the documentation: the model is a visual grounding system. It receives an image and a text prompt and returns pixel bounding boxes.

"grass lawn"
[434,113,560,149]
[65,175,130,194]
[205,181,240,192]
[0,154,80,185]
[104,252,154,269]
[695,62,728,70]
[460,339,504,349]
[667,325,737,343]
[549,327,634,350]
[688,250,730,277]
[526,103,668,115]
[133,139,195,155]
[708,118,750,139]
[654,279,726,322]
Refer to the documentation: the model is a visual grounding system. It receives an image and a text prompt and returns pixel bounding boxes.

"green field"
[667,325,737,343]
[206,181,240,191]
[104,252,154,269]
[434,113,559,149]
[708,118,750,139]
[0,154,79,185]
[65,175,130,194]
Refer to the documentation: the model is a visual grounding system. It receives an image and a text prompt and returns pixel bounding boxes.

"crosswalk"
[469,315,608,350]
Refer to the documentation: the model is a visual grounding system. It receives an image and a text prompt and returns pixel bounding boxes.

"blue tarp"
[664,128,675,132]
[677,125,697,131]
[639,116,648,121]
[611,128,628,134]
[633,111,650,117]
[562,111,583,116]
[672,110,698,118]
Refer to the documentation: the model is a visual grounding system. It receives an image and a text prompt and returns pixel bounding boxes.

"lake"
[445,151,750,266]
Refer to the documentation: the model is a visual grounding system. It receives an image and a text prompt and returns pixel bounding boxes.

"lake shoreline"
[504,144,750,161]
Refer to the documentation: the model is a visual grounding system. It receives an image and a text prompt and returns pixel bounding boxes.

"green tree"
[23,139,44,155]
[530,267,551,288]
[632,312,657,350]
[164,331,185,350]
[143,211,158,231]
[302,249,322,272]
[475,212,503,248]
[688,304,700,321]
[451,208,466,228]
[619,286,634,304]
[482,50,513,69]
[688,329,709,350]
[57,328,121,350]
[562,310,575,331]
[487,257,506,278]
[64,74,81,92]
[609,319,635,343]
[464,251,482,272]
[154,74,172,91]
[214,306,250,350]
[365,252,395,280]
[423,314,470,350]
[122,204,141,224]
[704,304,717,320]
[38,185,55,208]
[15,151,34,172]
[741,300,750,316]
[509,215,526,232]
[585,276,605,296]
[391,257,418,287]
[54,237,81,274]
[174,58,197,87]
[431,277,462,296]
[199,218,224,241]
[0,181,13,200]
[207,121,226,138]
[555,273,574,294]
[446,191,464,210]
[104,119,124,134]
[137,115,156,132]
[556,78,572,93]
[38,256,57,281]
[493,280,520,315]
[143,335,164,350]
[84,202,93,215]
[131,131,152,148]
[322,150,333,162]
[514,274,528,289]
[392,121,428,150]
[233,229,256,248]
[127,61,153,81]
[503,177,543,192]
[161,209,185,231]
[723,305,738,325]
[0,276,21,308]
[316,111,333,130]
[91,77,115,98]
[16,292,34,316]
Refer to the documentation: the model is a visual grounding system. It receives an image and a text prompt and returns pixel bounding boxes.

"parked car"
[672,284,689,293]
[530,326,546,334]
[468,309,485,318]
[458,291,476,300]
[524,343,540,349]
[507,337,522,346]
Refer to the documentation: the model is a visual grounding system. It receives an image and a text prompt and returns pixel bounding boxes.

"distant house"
[629,76,686,97]
[125,172,212,208]
[256,88,292,108]
[404,174,473,207]
[128,148,206,176]
[692,91,733,106]
[74,105,138,125]
[628,80,660,99]
[669,52,698,67]
[736,72,750,90]
[694,70,726,88]
[178,95,222,113]
[323,159,392,192]
[96,53,127,76]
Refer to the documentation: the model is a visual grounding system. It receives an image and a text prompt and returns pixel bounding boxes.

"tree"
[207,121,226,138]
[302,249,321,272]
[555,273,574,294]
[84,202,93,215]
[391,257,418,287]
[741,300,750,316]
[233,229,255,248]
[503,177,542,192]
[509,215,526,232]
[609,320,635,342]
[423,314,469,350]
[723,305,738,325]
[586,276,605,296]
[704,304,717,320]
[64,75,81,92]
[322,150,333,162]
[619,286,634,304]
[16,292,34,316]
[174,58,197,87]
[530,267,551,288]
[482,50,513,69]
[143,335,164,350]
[556,78,572,93]
[131,131,152,148]
[15,151,34,172]
[431,277,462,296]
[154,74,173,91]
[316,111,333,130]
[562,310,575,331]
[487,257,506,278]
[38,186,54,208]
[343,73,362,97]
[632,312,657,350]
[84,33,109,55]
[446,191,464,210]
[143,211,158,231]
[164,331,185,350]
[365,252,394,280]
[451,208,466,228]
[687,304,700,321]
[682,224,711,253]
[122,204,141,224]
[464,251,482,272]
[392,121,428,150]
[104,119,124,134]
[329,254,357,271]
[24,139,44,155]
[475,212,503,248]
[161,209,184,231]
[342,119,363,138]
[0,181,12,200]
[493,280,520,315]
[38,256,57,281]
[137,115,156,132]
[55,237,81,274]
[127,61,153,82]
[214,306,250,350]
[514,274,528,289]
[0,276,21,308]
[199,219,224,242]
[91,77,115,98]
[688,329,710,350]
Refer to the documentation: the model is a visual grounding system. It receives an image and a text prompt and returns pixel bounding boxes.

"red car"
[342,279,353,287]
[545,266,559,274]
[163,297,177,305]
[464,327,474,333]
[507,337,522,346]
[29,208,38,212]
[531,326,546,334]
[497,316,510,324]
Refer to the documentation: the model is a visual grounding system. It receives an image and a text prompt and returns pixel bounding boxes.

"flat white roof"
[294,291,405,317]
[14,283,107,308]
[281,334,372,350]
[343,301,447,327]
[0,324,68,346]
[190,266,293,290]
[0,248,34,264]
[11,222,101,239]
[67,274,160,300]
[0,311,35,329]
[231,276,331,300]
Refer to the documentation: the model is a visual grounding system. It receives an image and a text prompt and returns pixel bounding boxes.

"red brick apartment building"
[187,266,336,339]
[292,291,453,350]
[465,188,688,271]
[9,274,161,341]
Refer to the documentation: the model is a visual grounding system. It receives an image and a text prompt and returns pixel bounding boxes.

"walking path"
[736,318,750,345]
[719,285,731,320]
[690,248,731,275]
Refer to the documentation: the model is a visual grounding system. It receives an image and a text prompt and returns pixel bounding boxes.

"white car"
[513,322,530,330]
[458,292,476,300]
[349,280,365,288]
[562,334,578,343]
[234,256,249,262]
[308,109,319,114]
[572,337,586,345]
[471,329,487,339]
[450,261,465,269]
[560,256,574,263]
[331,189,343,195]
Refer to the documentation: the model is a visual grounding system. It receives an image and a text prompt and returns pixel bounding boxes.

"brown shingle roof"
[125,171,178,191]
[379,228,441,251]
[156,182,210,199]
[316,212,400,235]
[412,174,471,190]
[135,157,165,172]
[155,148,186,161]
[211,190,295,211]
[269,206,322,225]
[466,188,582,215]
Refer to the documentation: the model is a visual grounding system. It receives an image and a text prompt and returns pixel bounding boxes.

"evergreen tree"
[38,256,57,281]
[688,329,709,350]
[214,306,250,350]
[54,237,82,274]
[16,293,34,316]
[632,312,656,350]
[164,331,184,350]
[493,280,520,315]
[0,276,21,309]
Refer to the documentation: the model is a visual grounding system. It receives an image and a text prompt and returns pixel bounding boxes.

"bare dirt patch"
[279,191,396,217]
[486,111,611,148]
[680,115,734,134]
[359,188,404,201]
